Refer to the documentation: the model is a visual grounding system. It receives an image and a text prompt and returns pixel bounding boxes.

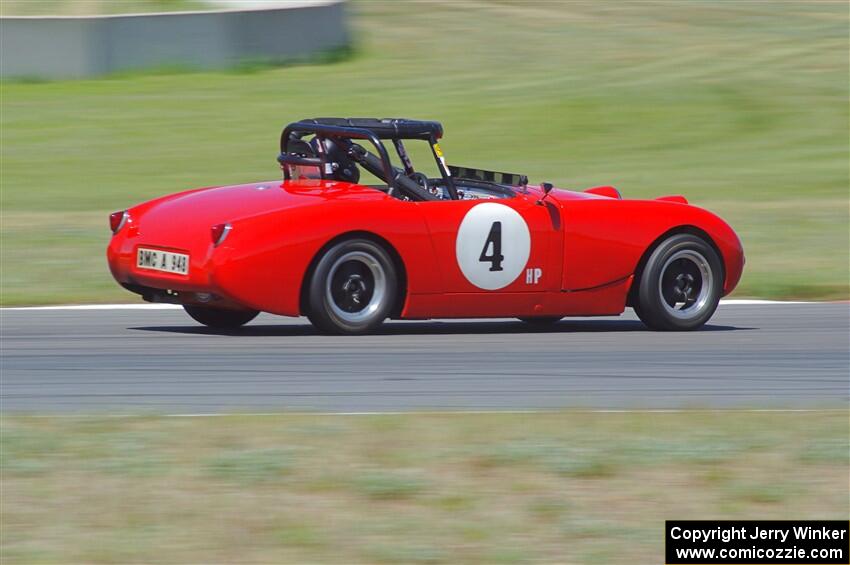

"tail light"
[211,223,232,246]
[109,210,128,234]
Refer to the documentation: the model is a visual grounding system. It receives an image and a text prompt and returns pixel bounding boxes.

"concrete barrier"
[0,0,349,79]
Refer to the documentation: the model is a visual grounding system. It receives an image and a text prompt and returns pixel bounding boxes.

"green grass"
[1,411,847,564]
[1,1,848,304]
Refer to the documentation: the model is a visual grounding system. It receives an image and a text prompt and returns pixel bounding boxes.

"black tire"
[518,316,562,326]
[306,238,398,334]
[634,233,723,331]
[183,305,259,329]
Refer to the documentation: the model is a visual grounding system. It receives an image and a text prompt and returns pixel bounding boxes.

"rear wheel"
[306,238,398,334]
[633,233,723,331]
[183,305,259,329]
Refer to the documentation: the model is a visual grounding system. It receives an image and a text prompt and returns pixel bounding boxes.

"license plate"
[136,248,189,275]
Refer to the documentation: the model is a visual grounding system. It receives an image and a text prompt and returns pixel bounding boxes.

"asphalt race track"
[1,303,847,413]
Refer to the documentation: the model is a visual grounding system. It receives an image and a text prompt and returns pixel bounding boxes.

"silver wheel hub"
[658,249,714,320]
[326,251,387,324]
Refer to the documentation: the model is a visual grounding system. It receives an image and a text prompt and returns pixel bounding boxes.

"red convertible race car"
[107,118,744,334]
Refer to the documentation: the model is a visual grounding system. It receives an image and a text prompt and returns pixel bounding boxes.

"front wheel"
[633,234,723,331]
[183,305,259,329]
[306,238,398,334]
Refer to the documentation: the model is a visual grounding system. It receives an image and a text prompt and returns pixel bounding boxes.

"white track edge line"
[0,299,823,311]
[1,304,182,311]
[13,408,848,419]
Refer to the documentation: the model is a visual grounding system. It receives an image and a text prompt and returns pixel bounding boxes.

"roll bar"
[279,119,447,201]
[280,122,395,189]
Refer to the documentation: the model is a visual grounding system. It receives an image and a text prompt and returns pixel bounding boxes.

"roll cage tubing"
[278,121,458,201]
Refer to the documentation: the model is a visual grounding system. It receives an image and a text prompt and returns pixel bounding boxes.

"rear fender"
[211,199,438,316]
[297,230,409,318]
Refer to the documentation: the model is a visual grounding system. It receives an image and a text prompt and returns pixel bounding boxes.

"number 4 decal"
[479,221,504,272]
[455,203,531,290]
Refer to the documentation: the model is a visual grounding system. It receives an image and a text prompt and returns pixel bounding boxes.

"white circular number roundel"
[455,202,531,290]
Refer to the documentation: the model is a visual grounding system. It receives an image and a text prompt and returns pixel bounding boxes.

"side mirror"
[537,182,554,205]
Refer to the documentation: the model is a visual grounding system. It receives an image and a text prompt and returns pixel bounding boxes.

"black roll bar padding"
[302,118,443,141]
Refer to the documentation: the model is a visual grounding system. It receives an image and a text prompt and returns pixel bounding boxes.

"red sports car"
[107,118,744,334]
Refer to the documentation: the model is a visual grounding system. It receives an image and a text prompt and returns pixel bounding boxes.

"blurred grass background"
[2,411,847,564]
[1,1,848,304]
